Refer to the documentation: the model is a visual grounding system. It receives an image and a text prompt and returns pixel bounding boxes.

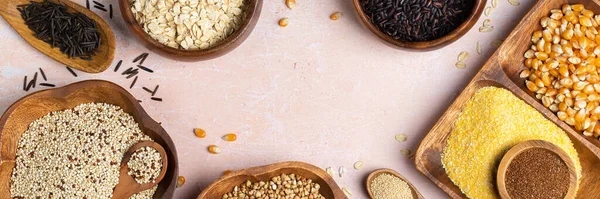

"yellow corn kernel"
[177,176,186,188]
[583,10,594,18]
[562,4,572,13]
[563,29,574,40]
[526,81,539,92]
[279,18,289,27]
[330,12,341,20]
[572,4,584,12]
[525,58,533,67]
[222,133,237,141]
[208,145,222,154]
[559,65,569,77]
[581,16,593,27]
[194,128,206,138]
[564,10,576,21]
[533,30,543,40]
[543,29,553,41]
[535,52,549,60]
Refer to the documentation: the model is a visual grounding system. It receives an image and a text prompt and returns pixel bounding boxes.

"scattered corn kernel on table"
[0,0,537,198]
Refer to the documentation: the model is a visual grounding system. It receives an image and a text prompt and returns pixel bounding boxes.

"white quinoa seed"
[128,146,163,184]
[10,103,158,199]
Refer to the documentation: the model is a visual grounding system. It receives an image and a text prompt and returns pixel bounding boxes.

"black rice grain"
[150,97,162,102]
[130,76,138,89]
[39,83,56,87]
[360,0,474,42]
[18,0,101,60]
[66,66,78,77]
[39,68,47,81]
[114,60,122,72]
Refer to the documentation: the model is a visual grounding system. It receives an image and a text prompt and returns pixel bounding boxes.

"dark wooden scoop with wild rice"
[0,0,115,73]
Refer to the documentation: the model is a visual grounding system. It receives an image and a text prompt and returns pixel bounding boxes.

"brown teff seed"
[330,12,341,20]
[208,145,222,154]
[285,0,296,9]
[506,148,569,199]
[194,128,206,138]
[222,133,237,141]
[279,18,290,27]
[177,176,186,188]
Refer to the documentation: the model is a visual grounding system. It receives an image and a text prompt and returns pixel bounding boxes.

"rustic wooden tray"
[415,0,600,198]
[0,80,178,199]
[197,161,346,199]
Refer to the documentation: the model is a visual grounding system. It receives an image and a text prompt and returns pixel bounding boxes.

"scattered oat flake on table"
[279,18,290,27]
[492,0,498,8]
[458,51,469,62]
[479,26,494,32]
[342,187,353,197]
[508,0,520,6]
[483,19,491,27]
[395,134,407,143]
[354,161,364,170]
[285,0,296,9]
[491,39,504,47]
[177,176,186,188]
[339,166,345,177]
[330,12,341,20]
[456,62,467,69]
[326,167,335,177]
[477,41,482,54]
[484,6,492,16]
[401,149,411,156]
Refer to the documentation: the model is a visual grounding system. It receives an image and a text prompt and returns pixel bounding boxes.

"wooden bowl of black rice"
[353,0,487,51]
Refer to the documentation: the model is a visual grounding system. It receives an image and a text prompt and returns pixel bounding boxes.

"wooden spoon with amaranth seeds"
[0,0,115,73]
[112,141,168,199]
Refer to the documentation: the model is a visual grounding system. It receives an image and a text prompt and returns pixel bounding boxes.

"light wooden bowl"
[351,0,486,51]
[119,0,262,61]
[0,80,178,198]
[366,169,423,199]
[196,161,347,199]
[496,140,577,199]
[0,0,115,73]
[415,0,600,198]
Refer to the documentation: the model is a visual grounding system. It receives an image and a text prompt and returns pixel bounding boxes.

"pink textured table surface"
[0,0,537,198]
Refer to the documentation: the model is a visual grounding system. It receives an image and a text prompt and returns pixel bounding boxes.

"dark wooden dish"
[496,140,578,199]
[119,0,263,61]
[0,0,115,73]
[0,80,178,199]
[196,161,347,199]
[351,0,487,51]
[366,169,423,199]
[415,0,600,198]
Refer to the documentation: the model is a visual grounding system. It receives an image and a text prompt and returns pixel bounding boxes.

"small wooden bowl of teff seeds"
[119,0,263,61]
[352,0,487,51]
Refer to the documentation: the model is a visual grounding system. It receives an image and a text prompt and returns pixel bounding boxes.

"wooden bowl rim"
[0,79,179,198]
[365,168,423,199]
[118,0,262,60]
[352,0,487,51]
[496,140,578,199]
[196,161,347,199]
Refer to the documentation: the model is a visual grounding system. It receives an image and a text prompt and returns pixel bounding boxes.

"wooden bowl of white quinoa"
[0,80,178,198]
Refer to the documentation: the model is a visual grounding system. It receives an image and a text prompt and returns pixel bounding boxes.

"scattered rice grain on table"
[442,87,581,199]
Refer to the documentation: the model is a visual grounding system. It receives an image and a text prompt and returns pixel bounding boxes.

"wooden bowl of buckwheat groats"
[119,0,263,61]
[197,161,347,199]
[0,80,178,198]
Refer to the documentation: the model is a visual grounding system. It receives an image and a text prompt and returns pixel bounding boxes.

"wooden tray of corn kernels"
[415,0,600,198]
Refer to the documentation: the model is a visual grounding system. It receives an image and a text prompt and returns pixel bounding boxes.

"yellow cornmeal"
[442,87,581,199]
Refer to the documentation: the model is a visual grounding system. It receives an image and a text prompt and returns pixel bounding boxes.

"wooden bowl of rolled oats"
[0,80,178,198]
[197,161,347,199]
[120,0,262,61]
